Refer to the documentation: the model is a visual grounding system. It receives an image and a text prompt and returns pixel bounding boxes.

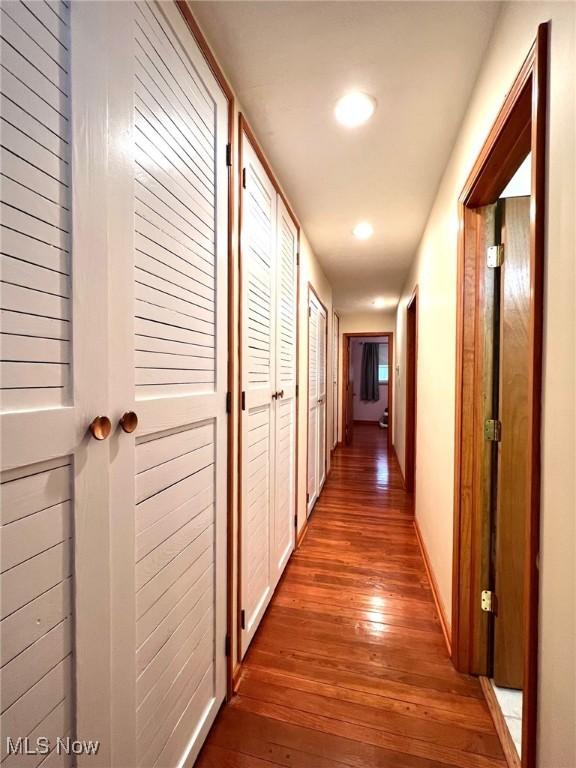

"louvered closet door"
[307,294,319,515]
[332,313,339,449]
[239,133,277,657]
[272,198,297,583]
[317,305,327,489]
[107,3,229,766]
[1,3,113,765]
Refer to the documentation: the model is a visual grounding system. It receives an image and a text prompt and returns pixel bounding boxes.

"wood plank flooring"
[197,425,505,768]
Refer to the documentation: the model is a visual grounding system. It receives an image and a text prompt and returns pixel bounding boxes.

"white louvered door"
[272,198,297,583]
[239,134,297,657]
[239,134,276,656]
[1,2,229,767]
[1,3,114,765]
[318,305,327,489]
[108,3,229,766]
[307,291,326,516]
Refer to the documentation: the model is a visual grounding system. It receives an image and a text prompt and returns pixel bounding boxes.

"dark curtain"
[360,342,380,401]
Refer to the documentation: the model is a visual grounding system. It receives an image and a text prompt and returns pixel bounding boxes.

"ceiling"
[190,1,501,313]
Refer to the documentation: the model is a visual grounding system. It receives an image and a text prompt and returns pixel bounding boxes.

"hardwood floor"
[198,425,506,768]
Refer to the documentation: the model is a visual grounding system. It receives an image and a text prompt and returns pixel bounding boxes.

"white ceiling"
[190,1,501,313]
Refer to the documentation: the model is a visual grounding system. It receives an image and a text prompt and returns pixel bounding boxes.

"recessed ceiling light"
[373,298,386,309]
[353,221,374,240]
[335,91,376,128]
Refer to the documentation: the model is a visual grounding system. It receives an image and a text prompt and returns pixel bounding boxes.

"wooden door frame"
[451,23,548,768]
[236,112,300,672]
[341,331,394,451]
[176,2,237,701]
[405,290,418,494]
[306,284,329,509]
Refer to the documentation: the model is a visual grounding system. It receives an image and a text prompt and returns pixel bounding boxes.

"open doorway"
[452,24,548,768]
[342,332,393,450]
[405,291,418,494]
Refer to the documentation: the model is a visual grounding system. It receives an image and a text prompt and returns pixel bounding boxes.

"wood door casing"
[493,196,531,688]
[405,293,418,494]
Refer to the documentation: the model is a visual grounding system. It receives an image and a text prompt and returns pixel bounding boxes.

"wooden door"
[106,3,230,765]
[332,313,339,449]
[1,3,113,763]
[239,131,277,656]
[272,198,297,582]
[493,196,531,688]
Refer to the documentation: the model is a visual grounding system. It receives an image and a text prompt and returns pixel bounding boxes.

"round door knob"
[89,416,112,441]
[119,411,138,434]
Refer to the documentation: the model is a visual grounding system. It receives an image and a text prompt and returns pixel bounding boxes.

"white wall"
[394,5,575,765]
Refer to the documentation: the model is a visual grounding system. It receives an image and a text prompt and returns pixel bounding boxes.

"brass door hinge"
[481,590,495,613]
[487,244,504,268]
[484,419,501,441]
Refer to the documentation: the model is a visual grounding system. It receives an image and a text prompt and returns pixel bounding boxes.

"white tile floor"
[491,680,523,758]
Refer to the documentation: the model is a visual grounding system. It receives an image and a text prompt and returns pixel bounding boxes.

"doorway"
[342,332,393,451]
[452,24,548,768]
[405,292,418,494]
[307,286,327,515]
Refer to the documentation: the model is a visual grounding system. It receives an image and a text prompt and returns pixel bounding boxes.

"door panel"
[1,2,112,763]
[307,292,326,513]
[109,2,229,765]
[471,203,499,675]
[318,306,327,489]
[493,196,531,688]
[273,199,297,577]
[240,132,276,656]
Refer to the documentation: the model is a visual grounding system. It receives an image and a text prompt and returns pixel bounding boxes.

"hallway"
[197,426,506,768]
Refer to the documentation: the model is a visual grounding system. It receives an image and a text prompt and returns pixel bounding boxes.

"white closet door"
[318,305,327,489]
[272,198,297,582]
[107,3,229,766]
[332,313,339,449]
[307,294,319,515]
[239,133,277,657]
[307,292,327,515]
[1,3,113,764]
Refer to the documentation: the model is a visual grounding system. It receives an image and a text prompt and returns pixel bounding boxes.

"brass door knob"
[119,411,138,434]
[89,416,112,441]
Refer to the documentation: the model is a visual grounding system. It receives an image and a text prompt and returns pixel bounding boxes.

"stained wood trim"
[392,444,406,488]
[341,331,394,451]
[296,517,309,548]
[176,2,234,101]
[414,519,452,658]
[239,113,299,231]
[522,24,548,765]
[479,677,521,768]
[452,23,549,768]
[176,0,236,702]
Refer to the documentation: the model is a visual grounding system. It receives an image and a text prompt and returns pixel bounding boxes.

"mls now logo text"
[6,737,100,756]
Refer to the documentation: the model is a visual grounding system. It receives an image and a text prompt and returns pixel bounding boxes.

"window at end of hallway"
[378,343,389,383]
